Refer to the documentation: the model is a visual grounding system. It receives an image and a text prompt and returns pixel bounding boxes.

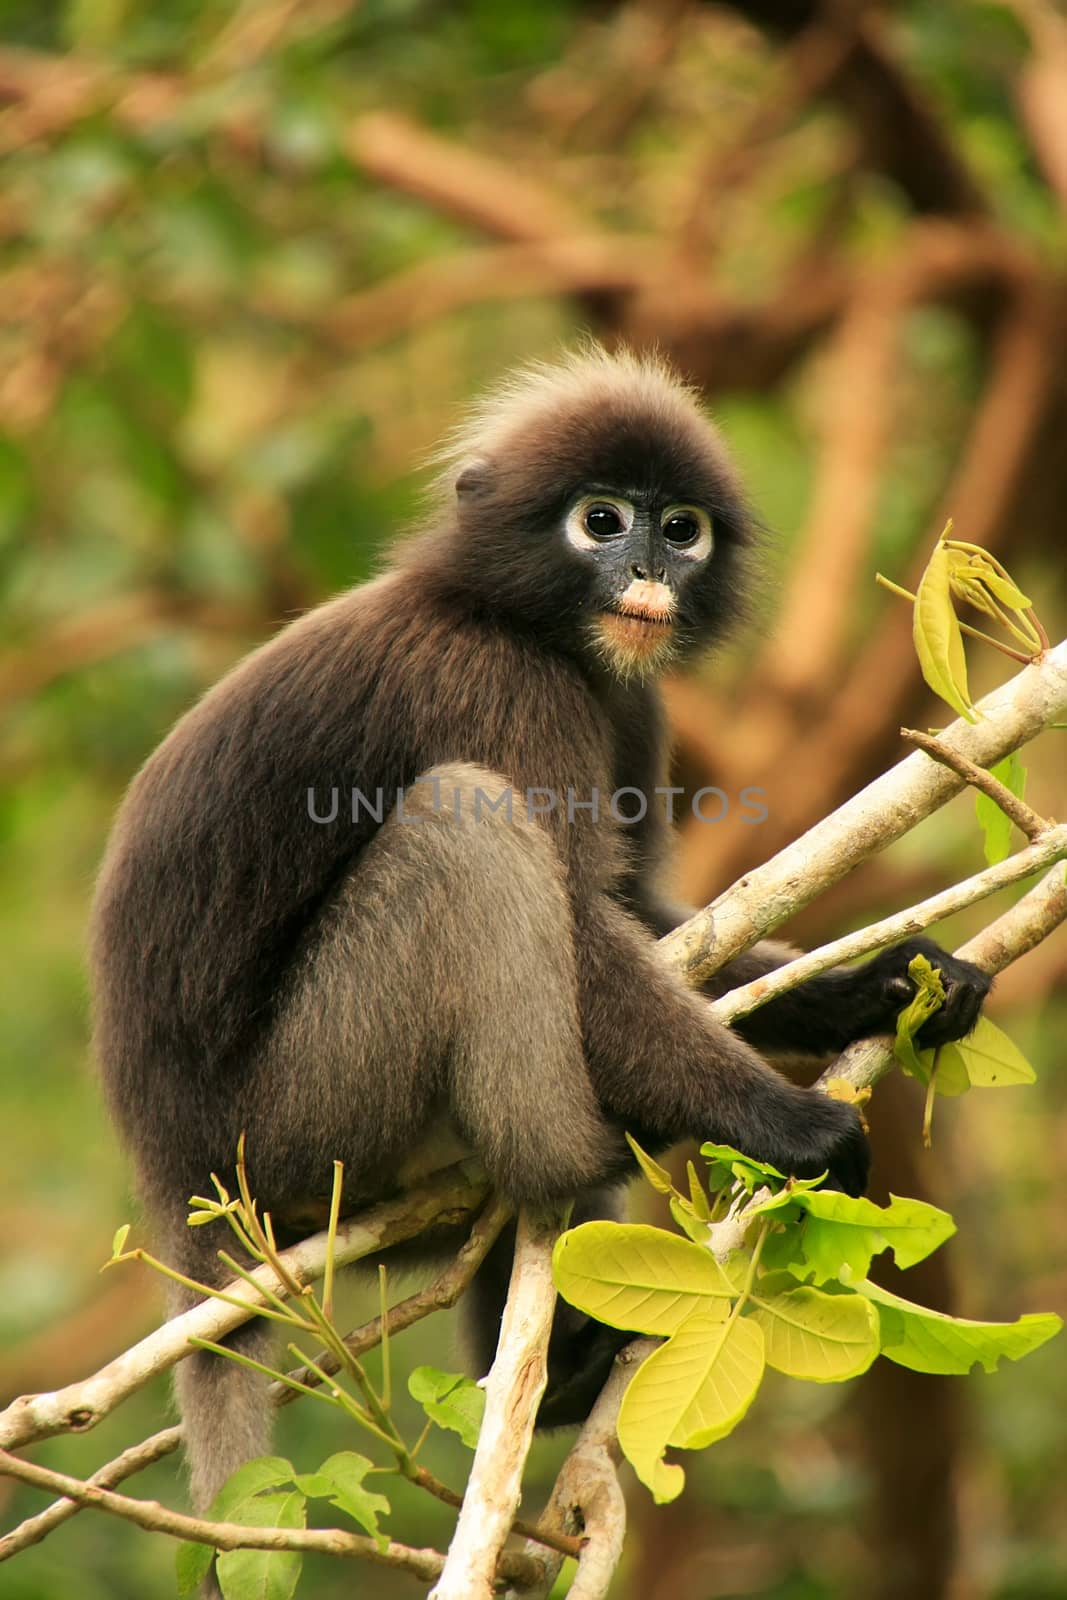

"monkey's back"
[89,566,613,1185]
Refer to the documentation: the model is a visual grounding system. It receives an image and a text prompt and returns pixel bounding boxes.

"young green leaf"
[952,1015,1036,1087]
[927,1043,971,1098]
[626,1134,676,1195]
[617,1312,765,1501]
[407,1368,486,1450]
[913,539,977,723]
[975,751,1027,865]
[892,954,946,1079]
[293,1452,390,1545]
[215,1490,304,1600]
[748,1280,879,1381]
[553,1222,733,1335]
[176,1537,215,1594]
[700,1143,787,1188]
[687,1160,712,1221]
[668,1194,711,1245]
[856,1277,1062,1374]
[755,1190,956,1285]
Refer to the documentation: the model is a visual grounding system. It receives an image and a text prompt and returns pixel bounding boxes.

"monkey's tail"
[162,1211,277,1514]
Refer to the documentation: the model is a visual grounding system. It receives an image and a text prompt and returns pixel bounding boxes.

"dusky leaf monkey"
[90,346,989,1512]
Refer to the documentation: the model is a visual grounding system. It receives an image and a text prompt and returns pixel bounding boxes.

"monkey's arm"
[571,892,869,1194]
[634,896,990,1056]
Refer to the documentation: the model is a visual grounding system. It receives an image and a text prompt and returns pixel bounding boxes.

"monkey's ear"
[455,459,494,498]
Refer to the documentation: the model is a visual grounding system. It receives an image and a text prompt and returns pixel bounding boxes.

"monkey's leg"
[173,762,625,1516]
[463,1188,632,1429]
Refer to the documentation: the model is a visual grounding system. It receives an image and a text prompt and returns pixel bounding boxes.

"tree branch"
[0,1446,539,1588]
[659,640,1067,986]
[0,1164,488,1451]
[817,860,1067,1095]
[712,822,1067,1026]
[430,1205,566,1600]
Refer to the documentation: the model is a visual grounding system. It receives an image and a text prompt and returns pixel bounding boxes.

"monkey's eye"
[584,504,626,540]
[564,494,634,553]
[660,504,713,556]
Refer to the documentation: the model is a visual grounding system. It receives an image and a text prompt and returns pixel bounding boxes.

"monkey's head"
[425,344,755,682]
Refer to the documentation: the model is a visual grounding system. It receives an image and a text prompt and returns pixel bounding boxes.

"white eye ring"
[660,504,713,559]
[565,495,635,552]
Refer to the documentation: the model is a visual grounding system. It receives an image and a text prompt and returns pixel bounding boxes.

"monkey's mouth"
[597,610,674,656]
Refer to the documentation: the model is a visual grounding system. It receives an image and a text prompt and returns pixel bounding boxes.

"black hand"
[749,1090,870,1198]
[864,935,991,1047]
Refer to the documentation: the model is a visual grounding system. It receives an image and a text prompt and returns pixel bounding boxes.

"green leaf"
[626,1134,675,1195]
[953,1015,1036,1087]
[293,1451,390,1545]
[748,1281,879,1381]
[761,1191,956,1286]
[892,954,946,1079]
[176,1537,215,1594]
[928,1044,971,1098]
[110,1223,131,1256]
[975,752,1027,865]
[553,1223,733,1336]
[686,1160,712,1221]
[856,1278,1062,1375]
[215,1490,304,1600]
[699,1143,786,1189]
[617,1313,766,1501]
[668,1194,710,1244]
[209,1459,297,1520]
[179,1457,297,1595]
[407,1367,486,1449]
[913,539,977,722]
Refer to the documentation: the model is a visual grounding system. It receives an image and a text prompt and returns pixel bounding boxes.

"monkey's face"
[440,367,753,677]
[562,490,714,680]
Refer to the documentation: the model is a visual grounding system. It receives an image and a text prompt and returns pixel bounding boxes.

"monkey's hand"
[744,1088,870,1198]
[785,1091,870,1197]
[853,935,991,1047]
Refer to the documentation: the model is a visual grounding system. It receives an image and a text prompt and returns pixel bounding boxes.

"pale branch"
[0,1446,540,1588]
[659,640,1067,985]
[0,1163,488,1452]
[513,1338,659,1600]
[0,1426,181,1561]
[430,1205,566,1600]
[817,860,1067,1094]
[711,822,1067,1026]
[900,725,1049,839]
[276,1193,512,1402]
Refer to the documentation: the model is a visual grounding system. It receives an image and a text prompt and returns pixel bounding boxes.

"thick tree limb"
[513,1338,658,1600]
[430,1205,566,1600]
[660,640,1067,986]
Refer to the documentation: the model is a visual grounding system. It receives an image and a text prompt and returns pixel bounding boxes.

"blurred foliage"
[1,1,1066,1597]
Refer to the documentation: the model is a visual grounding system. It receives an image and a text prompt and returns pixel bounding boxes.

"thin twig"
[900,726,1050,839]
[0,1164,488,1451]
[0,1446,538,1587]
[276,1194,512,1400]
[0,1426,182,1561]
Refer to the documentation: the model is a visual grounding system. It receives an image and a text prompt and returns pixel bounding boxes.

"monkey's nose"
[631,561,666,582]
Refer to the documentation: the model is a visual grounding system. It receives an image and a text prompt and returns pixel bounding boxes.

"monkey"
[89,344,990,1517]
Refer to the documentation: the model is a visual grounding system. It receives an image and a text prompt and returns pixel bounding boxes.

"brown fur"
[90,346,988,1522]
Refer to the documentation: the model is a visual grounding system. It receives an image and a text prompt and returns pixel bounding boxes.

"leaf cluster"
[553,1141,1061,1503]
